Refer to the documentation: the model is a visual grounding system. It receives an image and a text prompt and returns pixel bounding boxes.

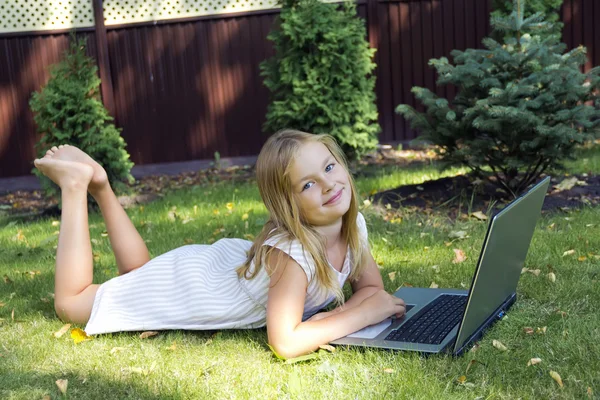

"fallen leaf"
[448,231,468,240]
[284,353,319,364]
[523,327,534,334]
[549,370,564,388]
[527,357,542,366]
[363,199,372,208]
[51,221,60,226]
[71,328,92,344]
[3,275,12,284]
[578,256,587,262]
[457,375,467,384]
[55,379,68,395]
[429,282,439,289]
[388,272,396,282]
[318,344,335,352]
[100,231,109,237]
[547,272,556,282]
[167,341,177,351]
[184,238,194,245]
[139,331,159,339]
[42,395,51,400]
[383,368,394,373]
[11,309,14,321]
[453,249,467,264]
[492,340,507,351]
[241,213,249,221]
[0,302,4,307]
[536,326,547,334]
[226,202,234,211]
[562,249,575,257]
[470,211,488,221]
[431,265,439,272]
[547,223,555,230]
[465,359,478,374]
[110,347,126,354]
[588,387,593,398]
[555,177,577,191]
[53,324,71,338]
[469,343,480,353]
[556,310,568,317]
[522,268,541,276]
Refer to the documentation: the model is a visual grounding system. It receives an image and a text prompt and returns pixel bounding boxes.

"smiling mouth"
[324,189,343,205]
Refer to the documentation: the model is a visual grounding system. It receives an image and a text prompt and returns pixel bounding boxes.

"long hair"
[236,129,369,304]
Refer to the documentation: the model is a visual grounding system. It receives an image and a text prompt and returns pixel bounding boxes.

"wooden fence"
[0,0,598,178]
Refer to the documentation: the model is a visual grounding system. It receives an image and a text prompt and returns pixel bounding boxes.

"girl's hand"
[359,289,406,325]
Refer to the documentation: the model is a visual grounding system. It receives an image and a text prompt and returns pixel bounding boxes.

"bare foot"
[40,145,109,195]
[34,155,94,192]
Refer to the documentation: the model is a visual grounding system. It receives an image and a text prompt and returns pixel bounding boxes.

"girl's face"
[288,141,351,226]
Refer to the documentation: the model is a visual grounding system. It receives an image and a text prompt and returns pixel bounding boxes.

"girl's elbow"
[268,338,307,360]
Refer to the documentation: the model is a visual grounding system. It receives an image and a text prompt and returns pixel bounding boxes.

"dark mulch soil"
[373,174,600,217]
[1,156,598,220]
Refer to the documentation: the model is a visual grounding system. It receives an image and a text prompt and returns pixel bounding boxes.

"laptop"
[331,176,551,355]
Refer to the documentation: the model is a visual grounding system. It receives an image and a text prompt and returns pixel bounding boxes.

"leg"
[34,154,99,323]
[46,145,150,275]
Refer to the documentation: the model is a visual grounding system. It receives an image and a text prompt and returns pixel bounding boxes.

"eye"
[325,163,335,172]
[302,182,314,191]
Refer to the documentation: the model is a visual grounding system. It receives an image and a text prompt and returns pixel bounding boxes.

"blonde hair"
[237,129,369,304]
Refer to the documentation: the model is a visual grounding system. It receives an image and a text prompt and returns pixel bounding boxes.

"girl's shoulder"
[261,230,317,281]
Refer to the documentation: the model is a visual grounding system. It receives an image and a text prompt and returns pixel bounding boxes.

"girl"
[34,129,406,358]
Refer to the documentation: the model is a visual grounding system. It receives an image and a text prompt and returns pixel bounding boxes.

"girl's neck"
[315,218,344,249]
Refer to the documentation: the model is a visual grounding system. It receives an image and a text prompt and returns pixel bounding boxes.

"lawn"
[0,147,599,399]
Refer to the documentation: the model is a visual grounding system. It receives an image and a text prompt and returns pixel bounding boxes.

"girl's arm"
[266,249,405,359]
[309,248,389,320]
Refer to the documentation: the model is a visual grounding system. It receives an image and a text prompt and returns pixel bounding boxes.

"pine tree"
[261,0,380,159]
[492,0,563,40]
[30,35,134,199]
[397,0,600,197]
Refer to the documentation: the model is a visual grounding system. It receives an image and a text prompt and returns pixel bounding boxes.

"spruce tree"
[397,0,600,197]
[30,35,134,198]
[261,0,380,159]
[492,0,563,40]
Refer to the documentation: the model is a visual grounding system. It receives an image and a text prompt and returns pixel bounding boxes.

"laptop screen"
[453,177,550,354]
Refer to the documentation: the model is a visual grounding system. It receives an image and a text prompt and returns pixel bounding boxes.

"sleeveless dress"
[84,213,368,335]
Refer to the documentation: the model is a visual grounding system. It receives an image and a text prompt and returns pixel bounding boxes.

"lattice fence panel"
[0,0,95,33]
[1,0,341,33]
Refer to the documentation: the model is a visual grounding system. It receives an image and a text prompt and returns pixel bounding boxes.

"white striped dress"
[84,213,368,335]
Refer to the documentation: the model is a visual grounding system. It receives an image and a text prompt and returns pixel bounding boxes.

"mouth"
[324,188,343,205]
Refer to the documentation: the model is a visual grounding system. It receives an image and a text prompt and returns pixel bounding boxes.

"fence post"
[92,0,116,119]
[366,0,379,51]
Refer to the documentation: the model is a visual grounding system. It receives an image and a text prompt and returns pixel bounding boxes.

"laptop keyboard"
[384,294,468,345]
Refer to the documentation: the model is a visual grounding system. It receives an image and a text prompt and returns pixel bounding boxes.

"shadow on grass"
[0,370,177,399]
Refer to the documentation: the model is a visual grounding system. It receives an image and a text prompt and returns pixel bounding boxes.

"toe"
[46,150,54,156]
[51,146,58,152]
[58,145,64,149]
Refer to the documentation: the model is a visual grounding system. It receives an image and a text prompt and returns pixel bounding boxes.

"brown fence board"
[1,0,598,178]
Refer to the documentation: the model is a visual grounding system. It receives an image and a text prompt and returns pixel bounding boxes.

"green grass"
[1,147,599,399]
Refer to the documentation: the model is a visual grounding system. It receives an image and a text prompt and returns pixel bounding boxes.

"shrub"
[396,0,600,197]
[30,35,134,198]
[261,0,380,159]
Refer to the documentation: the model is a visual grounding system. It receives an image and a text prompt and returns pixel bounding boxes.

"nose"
[323,179,336,193]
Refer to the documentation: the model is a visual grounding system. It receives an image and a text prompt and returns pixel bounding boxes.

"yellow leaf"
[212,209,220,215]
[492,340,507,351]
[71,328,92,344]
[226,202,234,211]
[100,231,108,237]
[110,347,126,354]
[388,272,396,282]
[243,233,255,241]
[139,331,159,339]
[562,249,575,257]
[183,238,194,245]
[15,230,26,242]
[0,302,4,307]
[55,379,68,395]
[448,231,468,240]
[318,344,336,352]
[452,249,467,264]
[457,375,467,384]
[383,368,395,374]
[51,221,60,226]
[241,213,249,221]
[369,189,378,195]
[549,370,564,388]
[527,357,542,366]
[470,211,488,221]
[429,282,439,289]
[578,256,587,262]
[547,272,556,282]
[53,324,71,338]
[588,387,593,398]
[536,326,547,334]
[167,341,177,351]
